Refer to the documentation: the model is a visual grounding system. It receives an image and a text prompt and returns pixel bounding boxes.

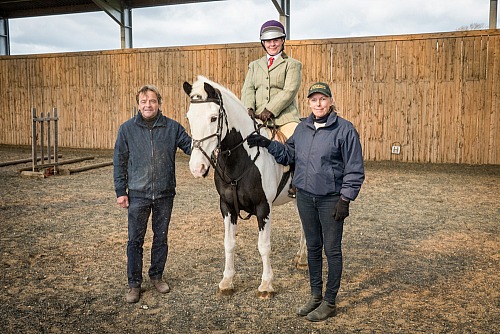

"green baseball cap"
[307,82,332,98]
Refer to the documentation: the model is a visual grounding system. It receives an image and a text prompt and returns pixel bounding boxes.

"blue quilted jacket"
[267,111,364,200]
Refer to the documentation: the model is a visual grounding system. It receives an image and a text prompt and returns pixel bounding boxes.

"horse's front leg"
[294,201,308,270]
[257,214,275,299]
[218,212,237,295]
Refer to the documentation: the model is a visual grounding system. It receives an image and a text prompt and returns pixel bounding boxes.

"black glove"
[333,198,350,221]
[258,108,273,122]
[247,134,272,148]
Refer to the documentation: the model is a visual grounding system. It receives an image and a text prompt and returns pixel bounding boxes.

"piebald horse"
[183,76,307,298]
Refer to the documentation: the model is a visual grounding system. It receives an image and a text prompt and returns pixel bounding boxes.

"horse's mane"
[192,75,245,110]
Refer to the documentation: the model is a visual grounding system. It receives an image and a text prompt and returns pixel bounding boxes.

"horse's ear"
[183,82,192,96]
[204,82,218,99]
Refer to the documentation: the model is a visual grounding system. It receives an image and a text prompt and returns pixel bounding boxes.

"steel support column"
[121,8,132,48]
[271,0,290,39]
[0,17,9,55]
[92,0,132,48]
[490,0,498,29]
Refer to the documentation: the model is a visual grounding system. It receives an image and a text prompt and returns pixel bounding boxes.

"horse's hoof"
[295,263,308,270]
[257,290,276,299]
[217,287,234,296]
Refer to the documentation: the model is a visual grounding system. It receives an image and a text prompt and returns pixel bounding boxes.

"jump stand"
[21,107,59,178]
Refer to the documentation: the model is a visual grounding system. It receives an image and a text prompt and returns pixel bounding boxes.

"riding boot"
[296,295,322,316]
[305,300,337,322]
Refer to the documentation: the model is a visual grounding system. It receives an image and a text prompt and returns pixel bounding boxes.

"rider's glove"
[258,109,273,122]
[247,134,272,148]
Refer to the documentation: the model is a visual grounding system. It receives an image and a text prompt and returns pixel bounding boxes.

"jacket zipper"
[150,128,155,200]
[305,129,317,191]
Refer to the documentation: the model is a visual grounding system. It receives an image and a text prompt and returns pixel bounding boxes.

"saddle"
[264,127,291,176]
[264,127,287,144]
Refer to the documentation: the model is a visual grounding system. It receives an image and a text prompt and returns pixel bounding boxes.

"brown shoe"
[126,287,141,303]
[151,278,170,293]
[305,300,336,322]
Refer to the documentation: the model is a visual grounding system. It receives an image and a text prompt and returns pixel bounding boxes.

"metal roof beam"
[93,0,123,25]
[92,0,132,48]
[271,0,290,39]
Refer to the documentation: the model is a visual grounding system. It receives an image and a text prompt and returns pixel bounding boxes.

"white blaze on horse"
[183,76,307,298]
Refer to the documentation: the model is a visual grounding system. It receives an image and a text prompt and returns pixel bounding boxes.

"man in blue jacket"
[113,84,192,303]
[248,82,364,321]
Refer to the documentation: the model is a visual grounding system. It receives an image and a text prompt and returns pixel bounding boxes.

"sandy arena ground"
[0,145,498,333]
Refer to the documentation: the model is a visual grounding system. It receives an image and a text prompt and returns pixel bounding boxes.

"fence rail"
[0,29,498,164]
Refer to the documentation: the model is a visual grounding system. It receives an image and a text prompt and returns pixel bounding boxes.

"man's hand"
[258,108,273,122]
[117,195,129,209]
[247,134,272,148]
[333,198,350,221]
[247,108,256,118]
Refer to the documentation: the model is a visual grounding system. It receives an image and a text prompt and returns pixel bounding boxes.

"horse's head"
[183,77,225,178]
[184,76,260,178]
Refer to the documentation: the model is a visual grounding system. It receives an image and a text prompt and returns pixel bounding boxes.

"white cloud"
[10,12,118,53]
[8,0,495,55]
[132,0,275,47]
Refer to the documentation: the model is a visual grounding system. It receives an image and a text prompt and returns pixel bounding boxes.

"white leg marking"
[257,213,274,295]
[219,213,236,292]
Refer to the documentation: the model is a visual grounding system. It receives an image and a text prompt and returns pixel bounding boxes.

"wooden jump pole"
[0,155,62,167]
[18,156,95,173]
[58,161,113,175]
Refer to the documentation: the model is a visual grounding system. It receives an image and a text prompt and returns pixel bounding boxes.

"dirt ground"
[0,145,498,334]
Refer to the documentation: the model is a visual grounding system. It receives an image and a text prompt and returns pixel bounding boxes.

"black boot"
[296,295,322,316]
[305,300,336,322]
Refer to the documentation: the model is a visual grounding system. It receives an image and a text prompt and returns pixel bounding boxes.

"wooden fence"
[0,29,498,164]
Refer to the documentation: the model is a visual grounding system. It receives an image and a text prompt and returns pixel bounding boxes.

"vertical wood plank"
[0,31,498,164]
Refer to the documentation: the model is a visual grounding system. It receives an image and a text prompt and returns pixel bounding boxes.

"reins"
[189,90,276,220]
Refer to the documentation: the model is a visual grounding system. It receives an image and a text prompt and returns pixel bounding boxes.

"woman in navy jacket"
[248,82,364,322]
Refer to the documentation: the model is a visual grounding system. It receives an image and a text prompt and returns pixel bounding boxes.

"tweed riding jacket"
[241,52,302,126]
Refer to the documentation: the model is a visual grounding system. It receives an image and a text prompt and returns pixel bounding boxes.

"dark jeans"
[127,196,174,288]
[296,190,344,304]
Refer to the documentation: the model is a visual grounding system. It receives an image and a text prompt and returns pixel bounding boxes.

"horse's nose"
[190,163,207,178]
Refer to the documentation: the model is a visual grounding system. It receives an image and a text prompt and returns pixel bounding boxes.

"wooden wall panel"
[0,30,498,164]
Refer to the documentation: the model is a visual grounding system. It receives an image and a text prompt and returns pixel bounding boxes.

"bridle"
[189,89,273,220]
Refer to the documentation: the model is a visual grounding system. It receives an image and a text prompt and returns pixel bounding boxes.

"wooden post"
[40,111,45,170]
[31,107,37,172]
[53,107,59,173]
[47,111,51,164]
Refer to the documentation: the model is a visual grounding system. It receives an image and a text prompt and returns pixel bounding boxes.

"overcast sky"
[9,0,493,55]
